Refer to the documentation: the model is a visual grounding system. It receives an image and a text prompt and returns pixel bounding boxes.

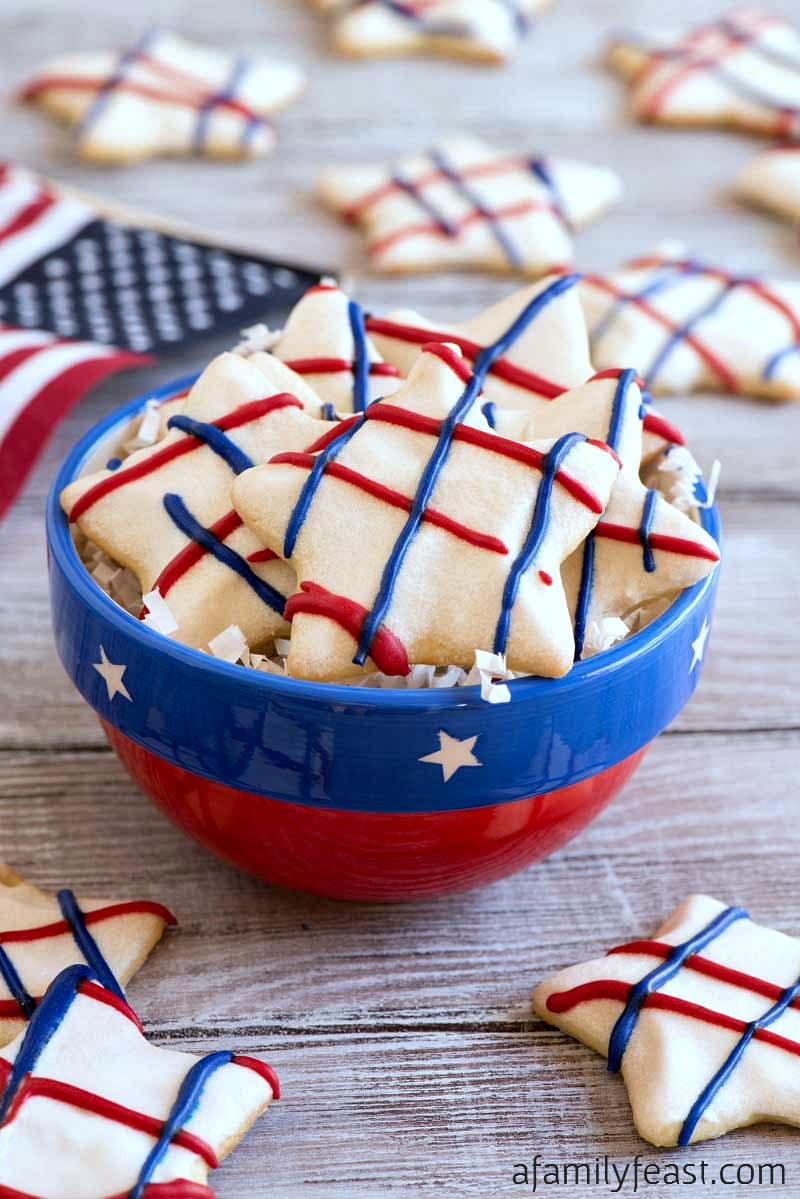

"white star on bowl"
[690,618,710,673]
[419,730,481,782]
[92,646,132,702]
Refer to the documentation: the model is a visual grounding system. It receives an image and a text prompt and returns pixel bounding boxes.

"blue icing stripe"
[763,341,800,380]
[57,889,125,1000]
[430,147,523,270]
[355,275,582,665]
[638,488,659,574]
[605,368,637,454]
[567,368,637,662]
[572,526,596,663]
[481,400,497,429]
[607,906,749,1074]
[348,299,371,413]
[679,967,800,1147]
[164,494,286,615]
[167,414,254,476]
[282,414,366,558]
[644,273,736,388]
[78,29,157,138]
[129,1051,235,1199]
[193,54,256,152]
[591,263,692,344]
[494,433,585,656]
[528,158,569,229]
[281,273,581,659]
[392,170,457,236]
[0,945,36,1020]
[0,964,91,1122]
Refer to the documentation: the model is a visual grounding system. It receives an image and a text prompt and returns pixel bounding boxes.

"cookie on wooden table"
[609,9,800,139]
[0,865,174,1048]
[0,963,278,1196]
[311,0,553,65]
[581,244,800,400]
[534,895,800,1147]
[318,135,622,276]
[20,29,305,164]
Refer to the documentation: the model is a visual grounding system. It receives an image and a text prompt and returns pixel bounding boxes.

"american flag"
[0,162,322,518]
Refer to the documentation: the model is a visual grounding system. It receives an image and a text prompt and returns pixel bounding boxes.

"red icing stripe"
[233,1054,281,1100]
[545,980,800,1060]
[642,410,685,447]
[20,72,260,126]
[77,980,143,1032]
[152,509,244,600]
[271,451,508,554]
[366,315,567,401]
[608,939,800,1010]
[247,547,279,564]
[303,403,610,514]
[69,393,302,522]
[583,273,740,391]
[282,356,400,379]
[284,582,410,677]
[0,1186,215,1199]
[368,199,561,261]
[0,1076,218,1166]
[595,521,719,562]
[627,255,800,342]
[0,899,176,945]
[345,154,559,220]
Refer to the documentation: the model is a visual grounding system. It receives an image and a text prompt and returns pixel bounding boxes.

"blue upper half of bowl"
[46,375,722,814]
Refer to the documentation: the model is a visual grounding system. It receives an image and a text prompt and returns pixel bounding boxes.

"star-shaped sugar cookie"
[318,135,622,276]
[534,895,800,1147]
[736,144,800,228]
[311,0,552,65]
[20,29,305,164]
[268,281,403,415]
[0,865,174,1048]
[0,964,278,1196]
[581,244,800,400]
[233,276,621,682]
[609,10,800,139]
[368,277,686,466]
[61,351,325,652]
[528,370,719,658]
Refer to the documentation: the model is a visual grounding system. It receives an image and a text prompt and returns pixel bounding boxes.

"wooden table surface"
[1,1,799,1195]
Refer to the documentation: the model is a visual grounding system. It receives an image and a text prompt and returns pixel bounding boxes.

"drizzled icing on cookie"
[0,964,279,1199]
[0,895,175,1021]
[584,252,800,392]
[277,274,617,672]
[545,906,800,1147]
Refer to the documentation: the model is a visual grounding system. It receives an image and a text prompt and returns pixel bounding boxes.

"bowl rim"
[47,372,722,713]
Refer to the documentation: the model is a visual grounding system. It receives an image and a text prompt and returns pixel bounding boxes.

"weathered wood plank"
[1,731,797,1035]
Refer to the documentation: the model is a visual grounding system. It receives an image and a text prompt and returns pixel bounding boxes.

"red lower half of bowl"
[103,721,646,902]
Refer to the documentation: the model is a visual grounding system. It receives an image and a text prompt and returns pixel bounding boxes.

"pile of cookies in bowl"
[48,273,720,900]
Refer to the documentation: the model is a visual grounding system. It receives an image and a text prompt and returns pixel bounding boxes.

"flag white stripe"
[0,328,54,355]
[0,340,114,444]
[0,198,93,289]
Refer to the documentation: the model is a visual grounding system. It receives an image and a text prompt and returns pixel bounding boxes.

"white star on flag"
[419,731,482,783]
[93,646,132,702]
[690,618,711,673]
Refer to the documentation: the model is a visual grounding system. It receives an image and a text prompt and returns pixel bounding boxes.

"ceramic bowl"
[47,376,721,901]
